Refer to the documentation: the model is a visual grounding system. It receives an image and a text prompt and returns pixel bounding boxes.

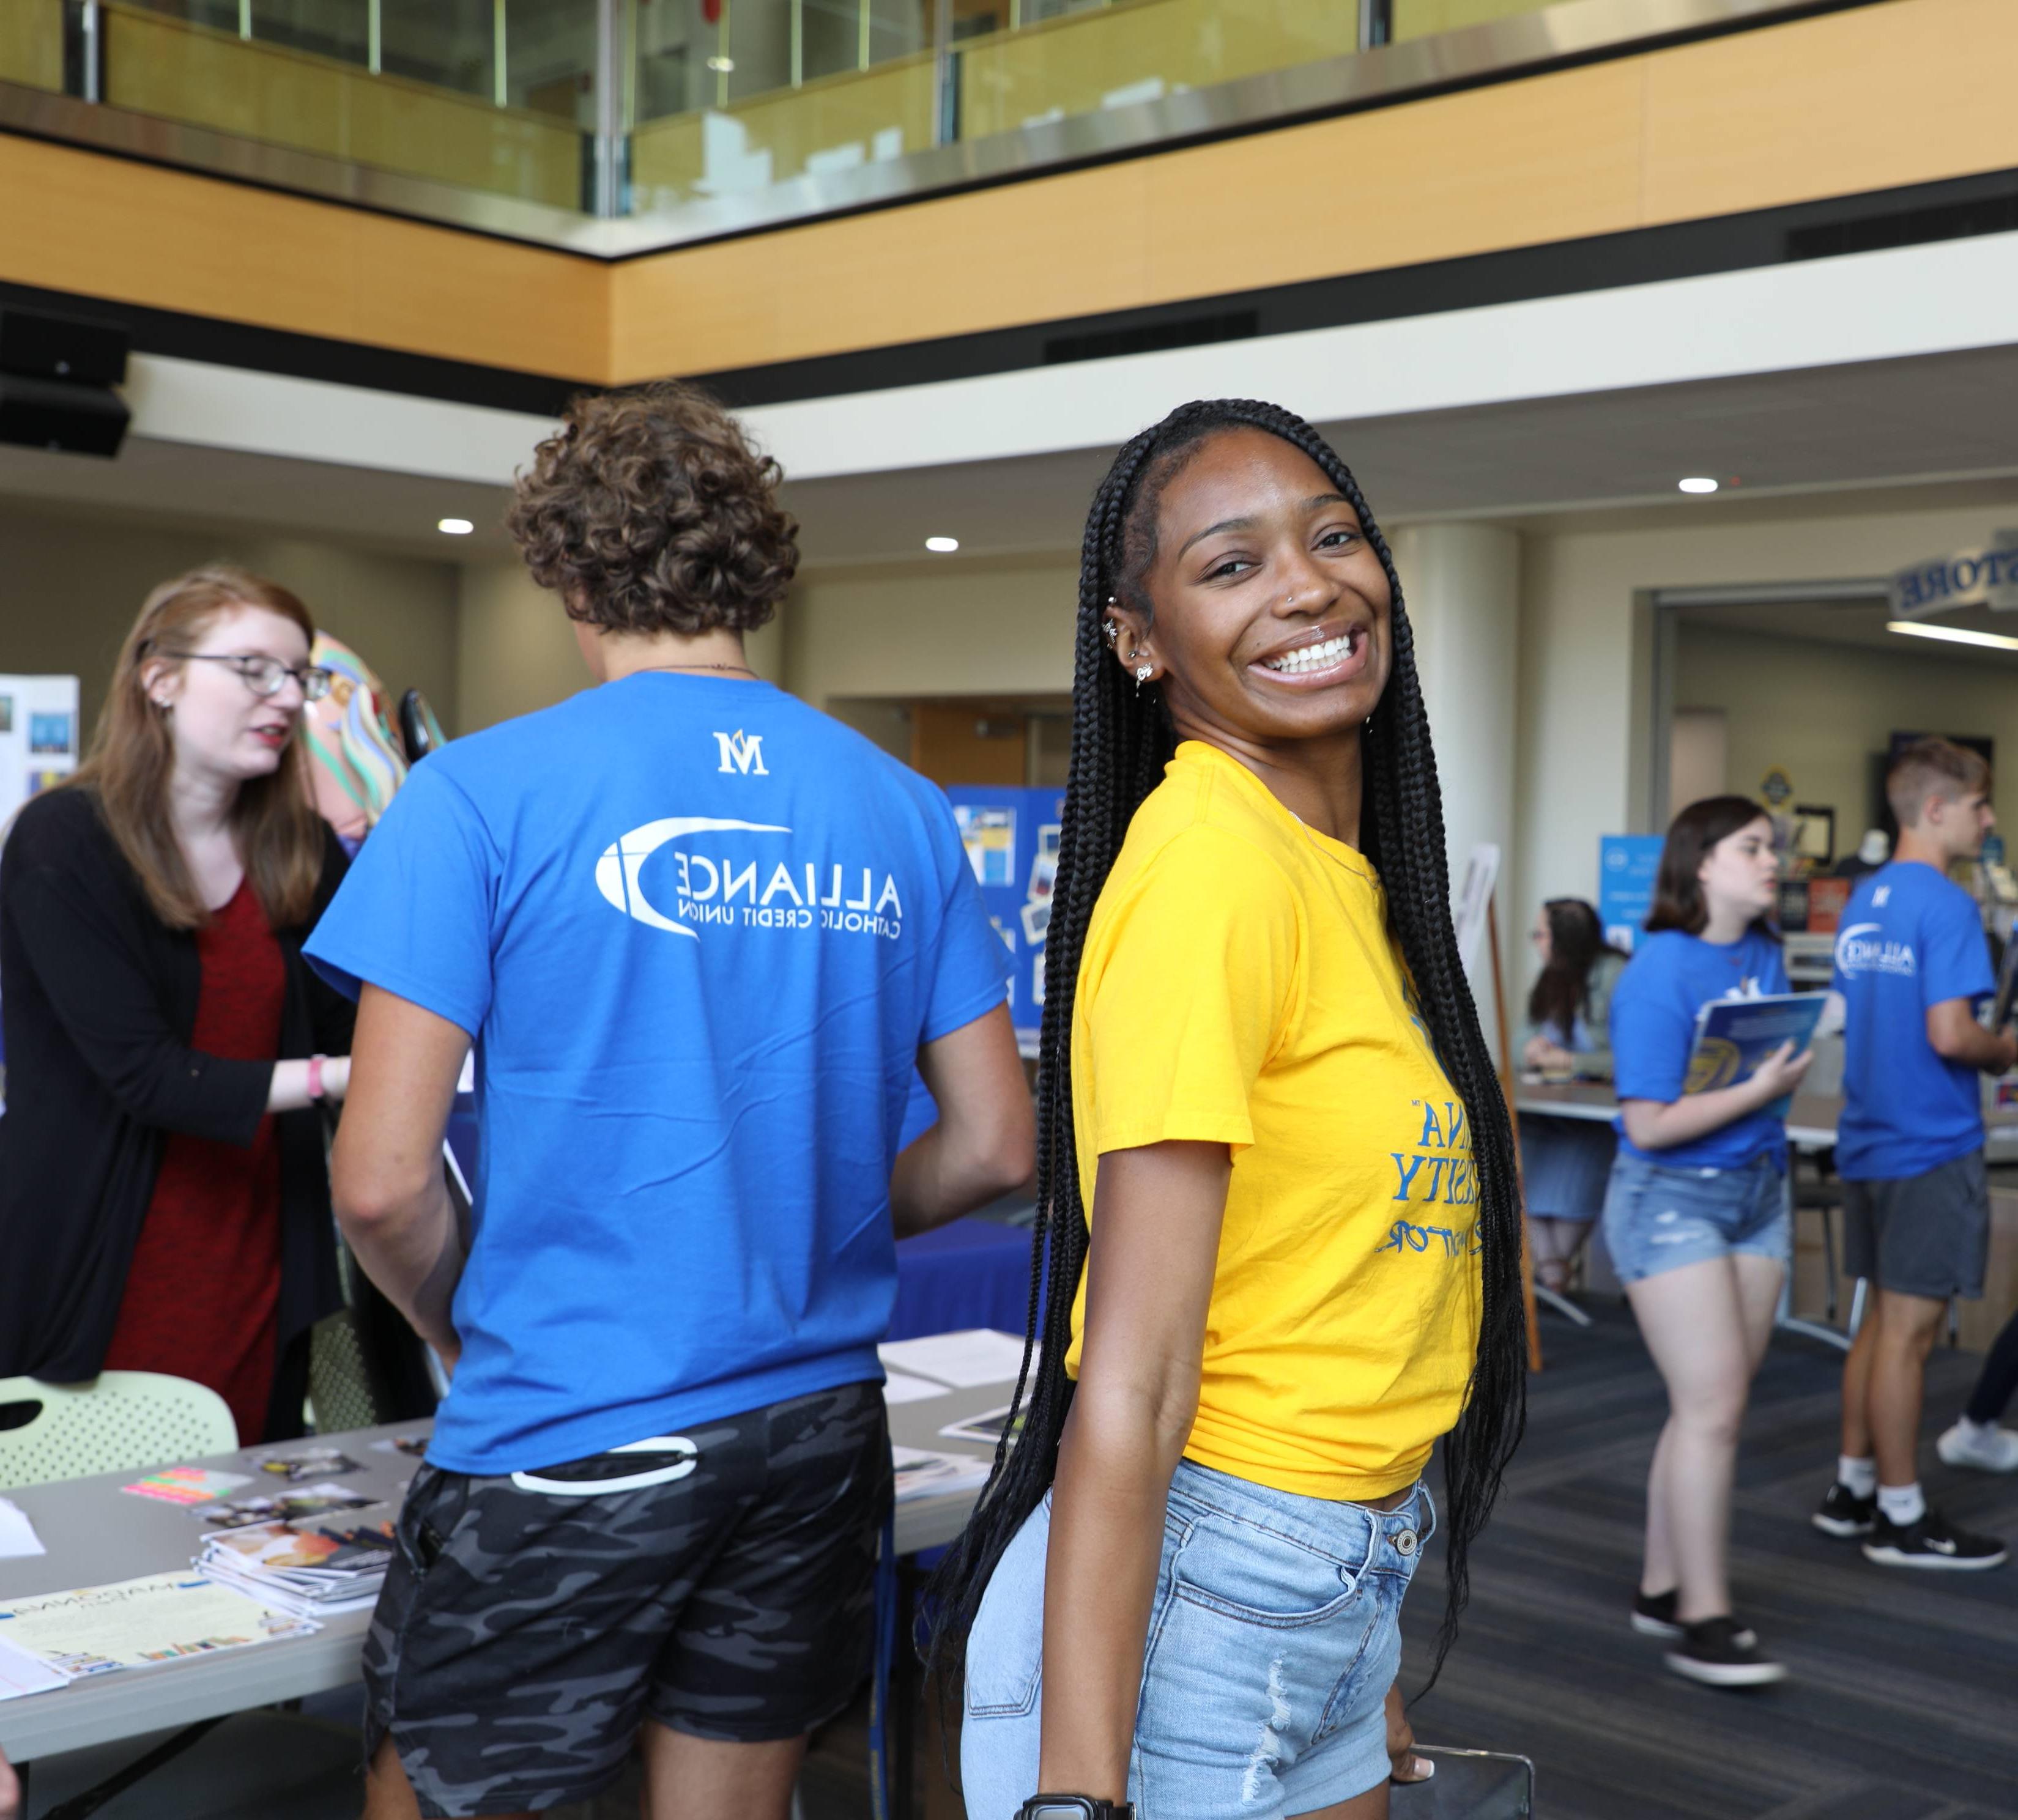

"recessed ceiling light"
[1677,477,1719,495]
[1888,620,2018,653]
[925,536,960,553]
[437,517,474,535]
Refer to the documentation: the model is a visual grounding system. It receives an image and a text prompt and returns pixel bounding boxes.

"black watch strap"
[1016,1797,1135,1820]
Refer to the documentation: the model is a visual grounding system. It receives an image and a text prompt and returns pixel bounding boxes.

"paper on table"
[880,1371,949,1405]
[0,1496,44,1559]
[120,1467,254,1507]
[877,1330,1033,1390]
[0,1572,316,1681]
[938,1404,1019,1447]
[892,1446,992,1503]
[0,1634,65,1701]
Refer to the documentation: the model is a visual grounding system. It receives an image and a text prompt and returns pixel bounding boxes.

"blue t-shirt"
[1831,860,1993,1181]
[1609,928,1791,1171]
[306,675,1008,1474]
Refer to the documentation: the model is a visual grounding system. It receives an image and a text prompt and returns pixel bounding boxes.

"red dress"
[104,879,286,1445]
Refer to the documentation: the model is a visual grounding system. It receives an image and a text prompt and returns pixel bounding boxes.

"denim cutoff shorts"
[1600,1149,1790,1285]
[961,1460,1433,1820]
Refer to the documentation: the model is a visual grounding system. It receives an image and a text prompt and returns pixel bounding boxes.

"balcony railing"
[1,1,1841,251]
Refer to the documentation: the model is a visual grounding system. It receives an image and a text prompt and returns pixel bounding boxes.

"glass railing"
[0,1,1808,233]
[956,0,1359,146]
[59,1,600,209]
[1,2,64,91]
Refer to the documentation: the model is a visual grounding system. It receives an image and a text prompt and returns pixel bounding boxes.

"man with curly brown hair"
[306,382,1032,1820]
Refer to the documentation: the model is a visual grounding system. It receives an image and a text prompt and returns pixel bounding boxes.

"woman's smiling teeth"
[1261,630,1357,675]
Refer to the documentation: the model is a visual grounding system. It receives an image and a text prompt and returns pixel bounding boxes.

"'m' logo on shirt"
[714,730,768,775]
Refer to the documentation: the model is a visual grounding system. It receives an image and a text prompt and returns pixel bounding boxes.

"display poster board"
[1453,843,1501,974]
[1598,834,1664,952]
[0,674,80,825]
[0,676,80,1078]
[945,786,1064,1044]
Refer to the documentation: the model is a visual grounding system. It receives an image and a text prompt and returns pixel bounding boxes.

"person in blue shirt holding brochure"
[1812,738,2014,1572]
[304,383,1034,1820]
[1603,796,1812,1689]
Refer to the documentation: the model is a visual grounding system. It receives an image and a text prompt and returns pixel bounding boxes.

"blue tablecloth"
[889,1216,1034,1342]
[447,1106,1033,1343]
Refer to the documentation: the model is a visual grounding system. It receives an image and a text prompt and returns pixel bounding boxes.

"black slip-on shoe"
[1631,1588,1684,1638]
[1664,1617,1788,1689]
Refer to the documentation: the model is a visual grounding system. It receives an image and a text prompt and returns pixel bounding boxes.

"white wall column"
[1387,522,1522,1052]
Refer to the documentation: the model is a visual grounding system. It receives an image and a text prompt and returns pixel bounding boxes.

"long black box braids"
[926,398,1526,1713]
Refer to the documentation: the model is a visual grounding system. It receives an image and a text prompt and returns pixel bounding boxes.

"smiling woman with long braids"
[930,401,1526,1820]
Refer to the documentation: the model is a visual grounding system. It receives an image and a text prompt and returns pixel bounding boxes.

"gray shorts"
[363,1381,890,1817]
[1843,1150,1989,1301]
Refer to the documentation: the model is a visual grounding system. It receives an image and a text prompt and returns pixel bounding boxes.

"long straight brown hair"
[67,566,326,931]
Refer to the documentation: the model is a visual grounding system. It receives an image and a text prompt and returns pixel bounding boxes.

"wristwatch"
[1015,1798,1135,1820]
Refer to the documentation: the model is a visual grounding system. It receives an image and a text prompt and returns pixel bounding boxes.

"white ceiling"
[2,342,2018,577]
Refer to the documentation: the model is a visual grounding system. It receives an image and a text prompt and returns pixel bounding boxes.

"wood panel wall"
[0,133,606,382]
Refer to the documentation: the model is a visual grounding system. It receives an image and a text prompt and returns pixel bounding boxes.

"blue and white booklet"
[1684,991,1825,1115]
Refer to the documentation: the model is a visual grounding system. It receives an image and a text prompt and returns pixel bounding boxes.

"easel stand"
[1485,892,1546,1372]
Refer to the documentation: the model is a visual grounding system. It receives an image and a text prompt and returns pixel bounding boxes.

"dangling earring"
[1135,664,1154,694]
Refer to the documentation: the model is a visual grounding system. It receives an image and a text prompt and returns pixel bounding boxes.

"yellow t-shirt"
[1065,741,1482,1500]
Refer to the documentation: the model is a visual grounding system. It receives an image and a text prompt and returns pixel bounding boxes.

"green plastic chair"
[0,1371,237,1489]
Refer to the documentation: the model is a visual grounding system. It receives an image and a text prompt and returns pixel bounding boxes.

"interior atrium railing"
[0,1,1836,247]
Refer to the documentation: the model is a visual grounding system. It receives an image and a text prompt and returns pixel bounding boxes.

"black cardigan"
[0,786,354,1386]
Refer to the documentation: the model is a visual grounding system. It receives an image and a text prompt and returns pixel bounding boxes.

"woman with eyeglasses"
[0,566,357,1443]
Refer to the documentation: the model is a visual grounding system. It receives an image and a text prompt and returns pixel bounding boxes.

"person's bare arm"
[328,986,470,1369]
[889,1004,1034,1238]
[267,1055,351,1112]
[1619,1040,1814,1150]
[1522,1034,1574,1071]
[1036,1139,1228,1801]
[0,1740,18,1820]
[1927,998,2018,1074]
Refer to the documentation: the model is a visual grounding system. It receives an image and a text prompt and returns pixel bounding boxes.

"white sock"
[1838,1454,1877,1498]
[1958,1416,1998,1440]
[1877,1481,1926,1527]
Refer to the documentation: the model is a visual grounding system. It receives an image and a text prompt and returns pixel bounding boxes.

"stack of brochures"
[195,1517,397,1620]
[0,1572,317,1695]
[891,1446,993,1504]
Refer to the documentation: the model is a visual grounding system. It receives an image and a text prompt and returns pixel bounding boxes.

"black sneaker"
[1861,1508,2009,1570]
[1811,1481,1875,1538]
[1664,1616,1788,1688]
[1631,1588,1683,1638]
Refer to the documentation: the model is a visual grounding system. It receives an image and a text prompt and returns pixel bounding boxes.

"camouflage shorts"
[362,1380,891,1816]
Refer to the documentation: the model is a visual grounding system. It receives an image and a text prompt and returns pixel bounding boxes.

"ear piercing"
[1134,662,1154,692]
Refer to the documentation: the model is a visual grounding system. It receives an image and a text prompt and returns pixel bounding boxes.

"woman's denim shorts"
[1600,1149,1790,1285]
[960,1459,1433,1820]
